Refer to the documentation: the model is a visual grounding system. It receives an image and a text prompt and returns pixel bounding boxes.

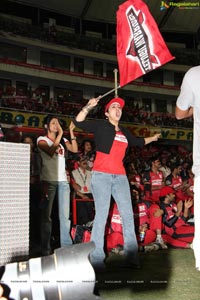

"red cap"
[160,186,174,197]
[105,97,125,113]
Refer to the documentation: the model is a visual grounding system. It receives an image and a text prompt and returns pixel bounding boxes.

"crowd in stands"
[0,16,116,55]
[0,86,193,129]
[92,141,194,253]
[0,15,200,65]
[0,85,85,114]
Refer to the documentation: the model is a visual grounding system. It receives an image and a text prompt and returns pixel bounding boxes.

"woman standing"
[74,97,160,270]
[37,116,78,255]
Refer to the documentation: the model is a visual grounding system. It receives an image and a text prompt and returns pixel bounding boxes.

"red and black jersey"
[133,202,149,228]
[129,174,144,191]
[143,170,164,202]
[165,174,187,201]
[160,202,179,228]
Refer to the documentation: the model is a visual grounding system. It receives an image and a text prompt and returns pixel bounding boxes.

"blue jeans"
[90,171,139,267]
[41,181,72,253]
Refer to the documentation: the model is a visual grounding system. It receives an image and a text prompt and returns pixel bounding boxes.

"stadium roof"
[10,0,200,35]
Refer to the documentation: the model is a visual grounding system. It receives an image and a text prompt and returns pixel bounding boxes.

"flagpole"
[114,68,118,97]
[98,68,121,101]
[98,85,121,101]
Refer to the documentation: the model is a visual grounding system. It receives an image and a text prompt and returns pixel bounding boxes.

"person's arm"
[175,70,194,120]
[72,181,82,195]
[71,175,89,199]
[125,130,161,148]
[175,201,183,217]
[0,285,7,300]
[37,123,63,157]
[75,98,100,122]
[144,133,161,145]
[175,106,193,120]
[183,198,193,219]
[153,208,164,217]
[66,121,78,153]
[75,189,89,199]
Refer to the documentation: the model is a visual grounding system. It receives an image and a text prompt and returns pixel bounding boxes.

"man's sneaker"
[155,237,168,249]
[144,243,160,252]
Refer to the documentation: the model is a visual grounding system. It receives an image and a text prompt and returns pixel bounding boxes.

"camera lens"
[0,242,102,300]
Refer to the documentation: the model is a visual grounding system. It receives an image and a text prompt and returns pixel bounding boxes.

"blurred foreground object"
[0,242,104,300]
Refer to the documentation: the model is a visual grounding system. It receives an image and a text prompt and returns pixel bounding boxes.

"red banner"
[117,0,175,87]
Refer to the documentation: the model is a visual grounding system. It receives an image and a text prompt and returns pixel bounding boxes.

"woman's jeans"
[40,181,72,254]
[90,171,139,267]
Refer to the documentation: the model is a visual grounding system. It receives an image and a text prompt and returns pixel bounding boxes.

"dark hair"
[43,115,67,153]
[159,195,165,202]
[21,134,33,143]
[80,139,96,158]
[171,162,181,171]
[21,134,39,152]
[43,114,59,128]
[76,154,88,162]
[148,156,159,166]
[81,139,94,149]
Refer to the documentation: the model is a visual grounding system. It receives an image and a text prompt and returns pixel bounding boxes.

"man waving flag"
[117,0,175,87]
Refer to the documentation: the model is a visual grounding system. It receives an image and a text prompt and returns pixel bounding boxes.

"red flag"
[117,0,175,87]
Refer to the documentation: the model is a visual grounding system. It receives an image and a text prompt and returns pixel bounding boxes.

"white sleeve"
[63,137,69,143]
[176,71,194,110]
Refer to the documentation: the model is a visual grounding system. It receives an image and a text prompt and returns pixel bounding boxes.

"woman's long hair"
[43,115,67,153]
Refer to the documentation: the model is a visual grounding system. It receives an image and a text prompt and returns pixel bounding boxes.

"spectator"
[126,163,144,196]
[71,155,94,225]
[186,167,194,199]
[180,160,190,182]
[37,116,78,255]
[142,157,168,247]
[165,163,190,203]
[143,157,165,203]
[132,189,167,250]
[73,96,160,270]
[159,157,171,180]
[159,186,194,249]
[79,139,96,171]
